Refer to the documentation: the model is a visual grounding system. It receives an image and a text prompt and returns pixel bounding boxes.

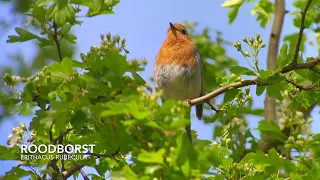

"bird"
[153,22,203,145]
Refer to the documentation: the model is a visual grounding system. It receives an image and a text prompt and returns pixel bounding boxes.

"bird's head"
[166,22,192,42]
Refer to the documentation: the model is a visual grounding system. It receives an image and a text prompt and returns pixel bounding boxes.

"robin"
[154,22,204,144]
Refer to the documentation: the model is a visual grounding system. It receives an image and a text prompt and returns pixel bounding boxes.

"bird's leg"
[205,101,219,112]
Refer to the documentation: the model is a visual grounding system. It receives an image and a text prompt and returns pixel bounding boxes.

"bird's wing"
[196,48,204,120]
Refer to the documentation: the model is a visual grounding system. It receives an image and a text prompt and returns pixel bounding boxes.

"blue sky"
[0,0,319,179]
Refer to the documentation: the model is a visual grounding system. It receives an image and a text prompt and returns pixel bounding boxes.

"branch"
[285,79,319,90]
[292,0,313,65]
[312,66,320,74]
[86,152,115,158]
[49,123,54,144]
[189,78,257,106]
[188,57,320,106]
[281,57,320,73]
[62,149,120,179]
[71,161,89,180]
[62,165,85,179]
[52,21,63,61]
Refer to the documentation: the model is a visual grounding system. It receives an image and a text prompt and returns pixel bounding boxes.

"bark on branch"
[188,57,320,106]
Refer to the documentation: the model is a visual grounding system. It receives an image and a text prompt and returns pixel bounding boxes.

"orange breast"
[155,40,199,67]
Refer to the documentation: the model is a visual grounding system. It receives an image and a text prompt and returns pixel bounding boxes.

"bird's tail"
[196,103,203,120]
[184,108,194,145]
[185,124,193,145]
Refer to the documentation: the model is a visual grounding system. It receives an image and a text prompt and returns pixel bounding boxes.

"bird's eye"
[181,29,187,35]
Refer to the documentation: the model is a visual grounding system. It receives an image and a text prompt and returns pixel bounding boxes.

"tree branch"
[61,149,120,179]
[71,161,89,180]
[188,57,320,106]
[292,0,313,65]
[189,78,257,106]
[62,165,85,179]
[285,79,319,90]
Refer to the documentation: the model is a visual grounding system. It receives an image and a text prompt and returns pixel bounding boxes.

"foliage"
[0,0,320,179]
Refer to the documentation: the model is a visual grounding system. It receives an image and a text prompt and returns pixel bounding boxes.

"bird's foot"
[184,99,192,105]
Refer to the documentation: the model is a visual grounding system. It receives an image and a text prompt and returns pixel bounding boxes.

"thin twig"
[52,21,63,61]
[49,123,54,143]
[311,66,320,74]
[285,79,319,90]
[292,0,313,65]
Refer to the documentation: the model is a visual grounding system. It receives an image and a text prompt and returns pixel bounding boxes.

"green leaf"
[30,6,46,24]
[228,5,241,24]
[86,0,120,17]
[251,0,274,27]
[72,60,85,68]
[181,159,190,178]
[94,158,108,176]
[47,0,76,26]
[239,152,257,164]
[229,65,255,76]
[276,43,295,70]
[47,57,73,74]
[64,34,77,44]
[0,92,21,109]
[122,165,137,180]
[224,88,241,102]
[258,69,272,80]
[222,158,233,168]
[7,27,39,43]
[104,50,127,78]
[137,149,165,164]
[266,82,287,100]
[61,57,73,73]
[0,145,20,160]
[60,23,73,34]
[144,165,163,175]
[257,120,286,141]
[170,118,190,129]
[70,110,86,129]
[221,0,243,8]
[221,0,244,24]
[256,86,265,96]
[10,102,37,116]
[290,173,303,180]
[284,33,306,53]
[3,166,33,180]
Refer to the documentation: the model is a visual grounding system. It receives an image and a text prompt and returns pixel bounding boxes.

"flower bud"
[242,37,247,43]
[100,34,104,40]
[244,51,251,57]
[20,122,27,131]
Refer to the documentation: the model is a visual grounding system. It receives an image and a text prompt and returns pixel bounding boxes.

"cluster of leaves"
[0,0,320,179]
